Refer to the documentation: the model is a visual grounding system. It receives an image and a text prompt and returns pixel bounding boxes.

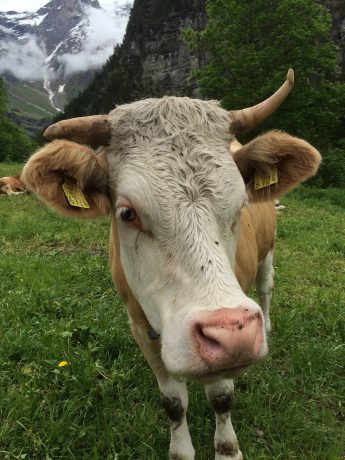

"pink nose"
[192,307,264,370]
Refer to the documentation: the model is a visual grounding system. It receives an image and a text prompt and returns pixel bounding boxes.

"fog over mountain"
[1,1,131,80]
[57,4,129,76]
[0,0,132,121]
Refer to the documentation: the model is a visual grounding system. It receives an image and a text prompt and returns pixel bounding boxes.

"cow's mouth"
[199,364,249,383]
[175,363,250,384]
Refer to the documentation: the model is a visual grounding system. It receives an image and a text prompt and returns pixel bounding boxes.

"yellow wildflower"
[58,360,69,367]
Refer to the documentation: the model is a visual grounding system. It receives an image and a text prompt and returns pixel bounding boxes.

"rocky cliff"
[63,0,206,117]
[63,0,344,120]
[322,0,345,75]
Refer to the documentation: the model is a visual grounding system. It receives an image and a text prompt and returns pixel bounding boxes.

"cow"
[0,175,26,195]
[22,69,321,460]
[275,199,286,212]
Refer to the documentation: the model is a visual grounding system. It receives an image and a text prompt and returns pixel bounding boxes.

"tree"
[184,0,345,150]
[0,77,36,163]
[0,77,7,115]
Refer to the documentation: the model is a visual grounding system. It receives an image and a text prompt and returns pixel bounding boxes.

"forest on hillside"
[59,0,345,187]
[0,78,36,163]
[185,0,345,187]
[1,0,344,187]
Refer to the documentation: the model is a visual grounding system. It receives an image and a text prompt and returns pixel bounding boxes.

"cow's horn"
[229,69,294,135]
[44,115,111,145]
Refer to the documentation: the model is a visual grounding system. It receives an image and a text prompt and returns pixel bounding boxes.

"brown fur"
[233,131,322,201]
[21,140,111,218]
[0,175,25,195]
[236,201,276,293]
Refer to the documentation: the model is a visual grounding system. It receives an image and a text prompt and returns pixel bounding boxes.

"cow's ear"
[232,131,321,201]
[22,140,111,218]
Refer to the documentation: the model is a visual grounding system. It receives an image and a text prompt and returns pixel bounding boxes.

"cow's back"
[236,201,276,293]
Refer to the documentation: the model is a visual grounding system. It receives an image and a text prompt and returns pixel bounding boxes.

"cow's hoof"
[169,453,195,460]
[215,450,243,460]
[215,446,243,460]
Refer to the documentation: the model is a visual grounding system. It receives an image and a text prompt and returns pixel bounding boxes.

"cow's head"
[22,70,321,382]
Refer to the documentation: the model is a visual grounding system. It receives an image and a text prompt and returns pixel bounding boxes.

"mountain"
[0,0,132,134]
[61,0,344,121]
[62,0,207,118]
[3,0,341,133]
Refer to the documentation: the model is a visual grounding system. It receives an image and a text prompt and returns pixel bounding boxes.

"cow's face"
[107,98,263,381]
[22,96,321,383]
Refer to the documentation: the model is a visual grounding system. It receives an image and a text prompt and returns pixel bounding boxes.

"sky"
[0,1,116,12]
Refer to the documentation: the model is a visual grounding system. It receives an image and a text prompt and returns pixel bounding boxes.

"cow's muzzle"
[192,307,266,374]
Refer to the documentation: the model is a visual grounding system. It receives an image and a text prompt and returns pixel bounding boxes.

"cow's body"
[0,175,25,195]
[22,82,321,459]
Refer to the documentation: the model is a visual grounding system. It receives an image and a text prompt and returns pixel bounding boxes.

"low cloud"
[58,5,128,76]
[0,2,132,81]
[0,36,47,80]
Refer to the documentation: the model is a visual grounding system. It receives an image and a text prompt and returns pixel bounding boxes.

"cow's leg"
[130,322,195,460]
[256,249,274,332]
[160,378,194,460]
[205,380,243,460]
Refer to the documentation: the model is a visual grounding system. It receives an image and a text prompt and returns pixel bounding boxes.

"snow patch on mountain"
[0,24,15,34]
[13,12,48,26]
[0,0,132,109]
[44,77,61,112]
[57,5,128,76]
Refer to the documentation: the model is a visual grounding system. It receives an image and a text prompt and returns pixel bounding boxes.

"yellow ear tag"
[62,182,90,209]
[254,166,278,190]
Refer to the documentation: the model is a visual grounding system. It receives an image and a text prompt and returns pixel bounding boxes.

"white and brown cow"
[0,175,26,195]
[22,70,321,460]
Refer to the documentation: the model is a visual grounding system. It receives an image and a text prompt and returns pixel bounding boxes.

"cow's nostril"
[196,324,213,342]
[195,324,221,350]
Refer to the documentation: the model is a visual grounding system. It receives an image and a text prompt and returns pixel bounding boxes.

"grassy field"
[0,162,344,459]
[7,82,58,119]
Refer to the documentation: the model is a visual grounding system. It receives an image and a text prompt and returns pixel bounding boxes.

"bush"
[292,186,345,208]
[311,140,345,188]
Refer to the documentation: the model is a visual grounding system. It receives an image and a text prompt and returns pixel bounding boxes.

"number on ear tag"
[62,182,90,209]
[254,166,278,190]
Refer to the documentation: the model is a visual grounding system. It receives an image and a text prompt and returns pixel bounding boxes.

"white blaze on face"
[106,97,265,377]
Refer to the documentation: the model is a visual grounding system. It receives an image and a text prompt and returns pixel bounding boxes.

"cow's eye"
[120,207,136,222]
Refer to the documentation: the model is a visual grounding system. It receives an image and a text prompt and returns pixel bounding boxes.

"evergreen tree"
[0,77,7,115]
[184,0,345,150]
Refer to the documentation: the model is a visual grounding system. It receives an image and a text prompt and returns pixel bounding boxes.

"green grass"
[0,162,344,459]
[9,97,50,120]
[8,82,58,117]
[0,163,25,177]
